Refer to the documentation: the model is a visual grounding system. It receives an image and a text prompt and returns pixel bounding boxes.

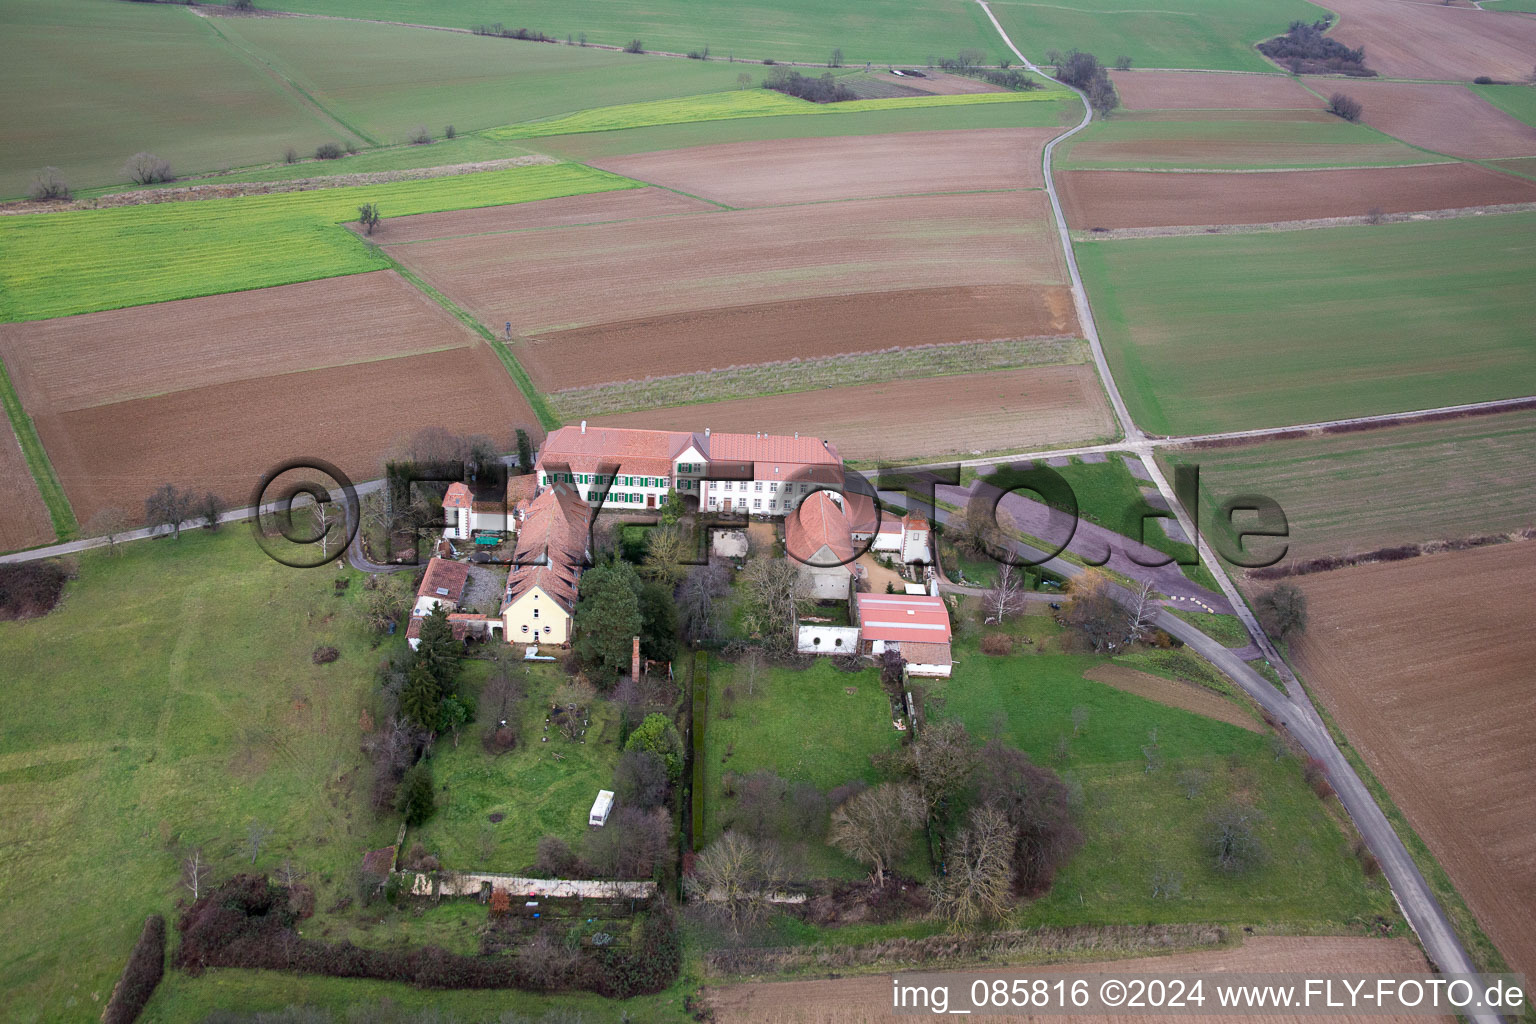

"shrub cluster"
[1249,530,1529,580]
[0,561,68,620]
[764,69,857,103]
[980,633,1015,656]
[1051,50,1118,115]
[312,646,340,664]
[1258,21,1376,76]
[103,914,165,1024]
[471,24,555,42]
[175,875,681,997]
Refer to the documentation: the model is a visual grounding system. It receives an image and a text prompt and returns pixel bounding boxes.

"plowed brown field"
[590,129,1054,206]
[367,186,717,244]
[0,423,53,551]
[1323,0,1536,81]
[1067,136,1423,168]
[1058,163,1536,228]
[1112,71,1323,110]
[1292,543,1536,981]
[1328,82,1536,158]
[387,190,1066,350]
[705,936,1446,1023]
[36,344,539,524]
[589,365,1115,461]
[518,285,1076,390]
[0,272,476,414]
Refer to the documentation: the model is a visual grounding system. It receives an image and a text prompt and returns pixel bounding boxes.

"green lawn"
[1158,408,1536,562]
[1079,213,1536,435]
[936,636,1396,929]
[1469,83,1536,128]
[1164,608,1253,648]
[0,0,354,198]
[253,0,1001,66]
[0,528,403,1022]
[0,162,637,322]
[1055,116,1435,170]
[407,661,621,872]
[486,85,1074,141]
[989,0,1329,73]
[213,14,775,143]
[534,93,1082,160]
[701,656,903,877]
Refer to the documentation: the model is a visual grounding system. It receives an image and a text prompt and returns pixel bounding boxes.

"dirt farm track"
[1058,164,1536,229]
[704,936,1448,1023]
[1291,542,1536,982]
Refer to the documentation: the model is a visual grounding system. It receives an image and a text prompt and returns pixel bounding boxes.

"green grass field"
[0,162,637,322]
[406,661,621,872]
[213,14,772,143]
[1477,0,1536,13]
[701,656,903,878]
[1079,213,1536,435]
[533,93,1082,159]
[937,628,1395,929]
[0,0,358,198]
[0,529,405,1022]
[989,0,1328,73]
[1469,83,1536,128]
[253,0,1000,65]
[1158,408,1536,563]
[1055,116,1436,170]
[486,85,1074,141]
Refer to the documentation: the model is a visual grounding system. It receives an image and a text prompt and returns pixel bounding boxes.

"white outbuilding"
[589,789,615,827]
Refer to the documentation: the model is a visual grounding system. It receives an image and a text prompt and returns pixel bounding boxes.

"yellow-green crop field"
[485,86,1073,140]
[0,163,638,322]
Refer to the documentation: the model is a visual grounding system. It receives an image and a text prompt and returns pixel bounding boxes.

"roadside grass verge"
[548,338,1090,419]
[1163,608,1252,648]
[0,163,640,322]
[486,87,1075,140]
[0,358,75,539]
[1078,212,1536,436]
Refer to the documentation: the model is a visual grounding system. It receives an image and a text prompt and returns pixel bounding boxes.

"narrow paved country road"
[972,2,1499,1013]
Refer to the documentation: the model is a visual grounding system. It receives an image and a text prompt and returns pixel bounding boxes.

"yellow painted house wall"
[503,586,571,645]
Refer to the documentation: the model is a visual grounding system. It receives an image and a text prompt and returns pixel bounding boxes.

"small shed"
[589,789,615,827]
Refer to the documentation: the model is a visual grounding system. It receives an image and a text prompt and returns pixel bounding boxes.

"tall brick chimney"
[631,636,641,683]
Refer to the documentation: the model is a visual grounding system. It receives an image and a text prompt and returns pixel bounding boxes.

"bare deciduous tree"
[123,152,174,185]
[677,561,731,643]
[687,831,790,933]
[145,484,195,538]
[1206,803,1266,874]
[1063,568,1122,651]
[737,555,805,658]
[641,525,690,588]
[1255,582,1308,641]
[247,820,274,864]
[983,562,1029,623]
[827,781,923,887]
[199,491,224,532]
[1122,579,1158,646]
[182,848,212,901]
[930,804,1016,926]
[87,507,131,554]
[27,167,70,202]
[891,719,976,825]
[1327,92,1363,122]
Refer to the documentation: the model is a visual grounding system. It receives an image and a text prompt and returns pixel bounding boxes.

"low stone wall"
[404,871,655,900]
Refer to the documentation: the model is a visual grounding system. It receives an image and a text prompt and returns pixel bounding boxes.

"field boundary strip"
[0,359,75,540]
[194,11,381,147]
[384,259,560,431]
[547,337,1091,418]
[483,86,1073,140]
